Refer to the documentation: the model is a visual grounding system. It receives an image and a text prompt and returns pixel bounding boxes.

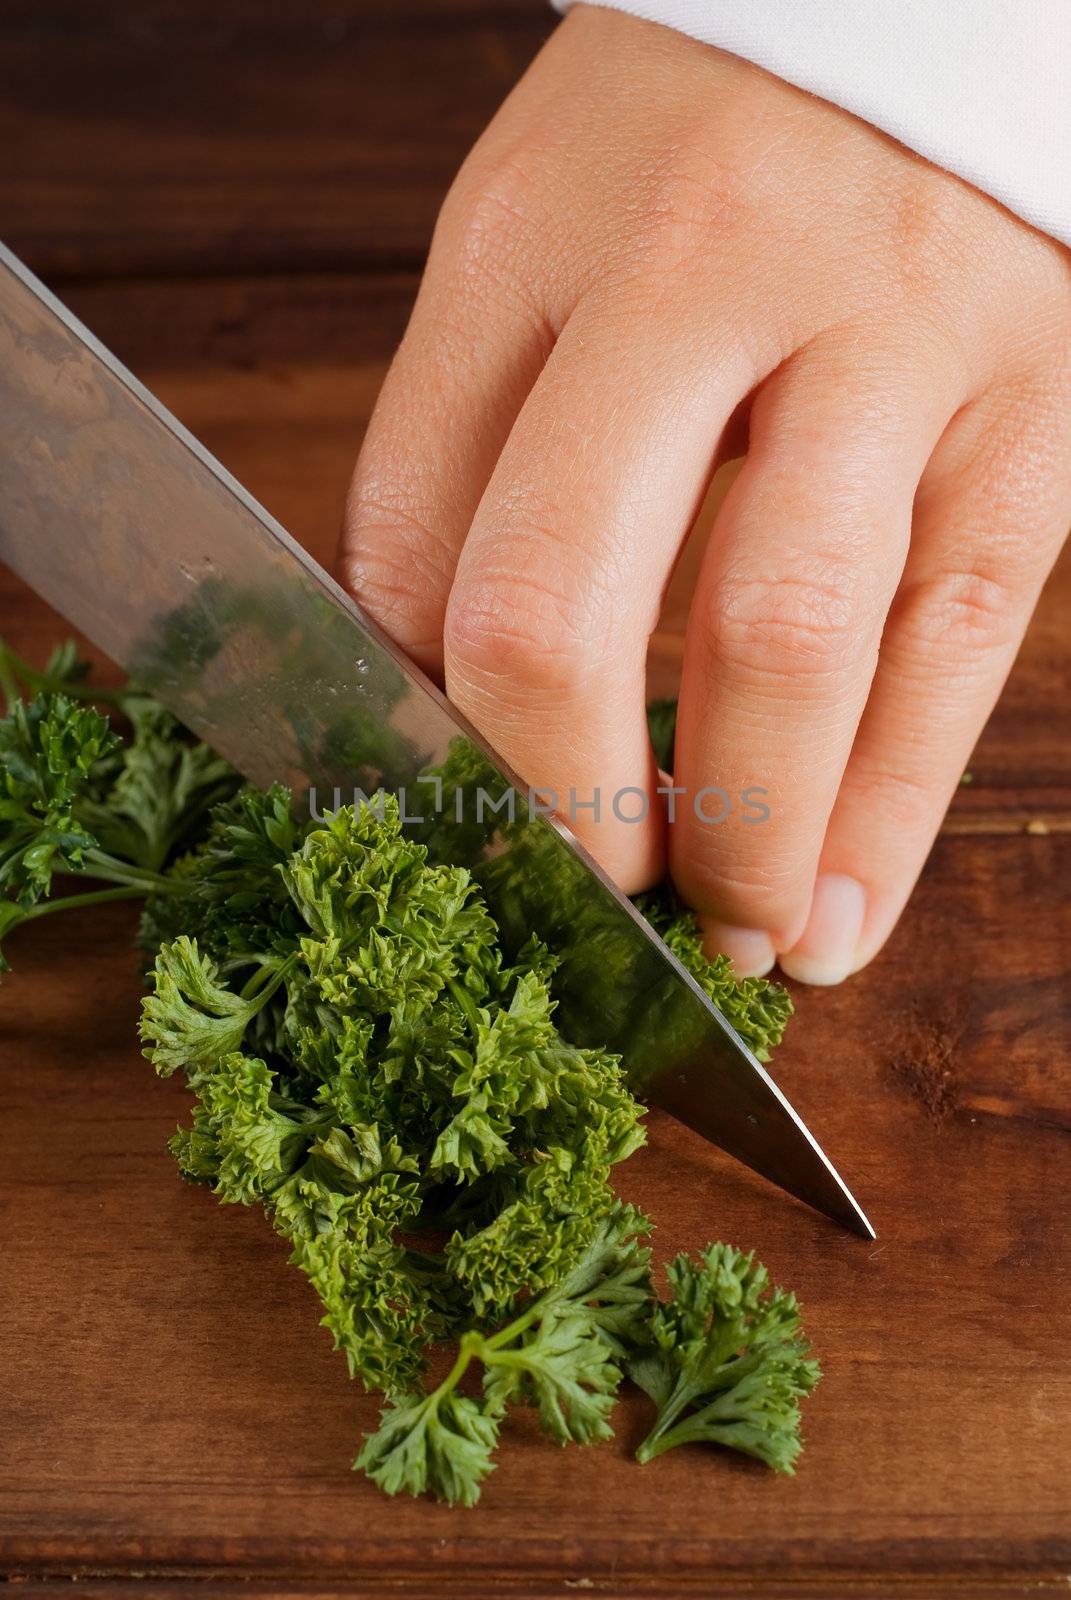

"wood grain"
[1,3,1069,1595]
[0,791,1068,1594]
[0,3,546,280]
[11,1586,1067,1600]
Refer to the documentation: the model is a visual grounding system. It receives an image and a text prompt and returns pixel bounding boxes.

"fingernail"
[699,921,777,978]
[778,873,866,986]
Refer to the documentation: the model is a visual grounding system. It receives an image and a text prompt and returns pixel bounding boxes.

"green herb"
[78,696,239,873]
[358,1204,652,1505]
[636,888,791,1062]
[0,638,238,968]
[0,690,115,908]
[0,640,819,1504]
[138,798,648,1407]
[630,1244,820,1471]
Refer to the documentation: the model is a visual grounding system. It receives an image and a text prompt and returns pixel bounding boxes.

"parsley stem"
[239,951,299,1002]
[0,654,20,714]
[16,884,150,924]
[634,1422,688,1463]
[479,1286,555,1355]
[82,849,186,893]
[444,1331,483,1391]
[634,1376,698,1463]
[0,642,127,708]
[400,1329,484,1423]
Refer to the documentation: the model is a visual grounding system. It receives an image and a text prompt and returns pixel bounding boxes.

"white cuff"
[552,0,1071,248]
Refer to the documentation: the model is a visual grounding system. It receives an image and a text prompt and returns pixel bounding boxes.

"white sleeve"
[551,0,1071,248]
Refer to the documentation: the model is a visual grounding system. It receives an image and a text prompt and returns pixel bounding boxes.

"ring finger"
[780,378,1071,982]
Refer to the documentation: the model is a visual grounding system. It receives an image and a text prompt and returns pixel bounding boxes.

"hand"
[338,3,1071,982]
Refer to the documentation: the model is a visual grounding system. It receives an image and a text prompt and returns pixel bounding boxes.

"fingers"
[779,381,1071,983]
[444,298,758,890]
[339,194,556,677]
[671,340,959,970]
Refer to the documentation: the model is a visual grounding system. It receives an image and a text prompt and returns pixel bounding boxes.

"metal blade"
[0,243,872,1238]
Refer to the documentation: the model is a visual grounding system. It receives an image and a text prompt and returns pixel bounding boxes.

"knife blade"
[0,242,873,1238]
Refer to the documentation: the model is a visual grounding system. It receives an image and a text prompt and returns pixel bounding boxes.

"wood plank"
[0,4,547,281]
[9,1581,1071,1600]
[62,272,422,369]
[0,825,1067,1589]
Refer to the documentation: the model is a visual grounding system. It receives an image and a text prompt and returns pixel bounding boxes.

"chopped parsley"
[0,637,817,1504]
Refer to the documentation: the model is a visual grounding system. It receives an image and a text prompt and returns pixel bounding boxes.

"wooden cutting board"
[1,5,1068,1596]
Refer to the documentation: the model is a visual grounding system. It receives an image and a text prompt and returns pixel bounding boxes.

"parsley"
[0,690,115,907]
[358,1203,652,1504]
[635,888,792,1063]
[630,1245,820,1472]
[0,637,237,968]
[1,640,820,1504]
[138,798,648,1413]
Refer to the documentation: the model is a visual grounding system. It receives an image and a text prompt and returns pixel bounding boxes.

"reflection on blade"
[0,242,873,1237]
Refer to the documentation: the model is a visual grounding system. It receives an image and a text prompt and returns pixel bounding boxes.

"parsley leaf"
[356,1204,651,1503]
[630,1244,821,1473]
[358,1375,501,1509]
[0,638,242,974]
[78,696,240,872]
[0,691,116,906]
[139,936,296,1079]
[636,887,792,1062]
[478,1204,652,1444]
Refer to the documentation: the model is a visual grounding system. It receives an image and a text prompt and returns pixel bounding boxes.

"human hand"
[338,3,1071,982]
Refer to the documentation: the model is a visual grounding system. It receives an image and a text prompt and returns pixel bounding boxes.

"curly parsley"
[0,638,819,1505]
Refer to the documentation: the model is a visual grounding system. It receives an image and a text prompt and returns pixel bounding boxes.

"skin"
[338,3,1071,983]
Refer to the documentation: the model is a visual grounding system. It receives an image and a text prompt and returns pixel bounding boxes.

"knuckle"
[620,141,755,285]
[342,497,455,649]
[446,559,612,701]
[682,855,809,941]
[843,754,939,830]
[703,560,872,681]
[701,858,800,906]
[434,150,561,331]
[883,172,967,296]
[889,565,1027,659]
[441,146,541,277]
[984,384,1071,507]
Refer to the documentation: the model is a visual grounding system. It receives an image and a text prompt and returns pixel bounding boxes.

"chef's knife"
[0,243,872,1238]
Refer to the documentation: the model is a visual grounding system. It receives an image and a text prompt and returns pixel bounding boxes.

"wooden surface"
[1,5,1069,1597]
